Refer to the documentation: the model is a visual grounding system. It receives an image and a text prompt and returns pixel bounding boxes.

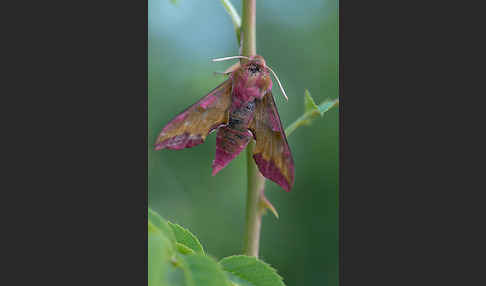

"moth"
[154,55,294,192]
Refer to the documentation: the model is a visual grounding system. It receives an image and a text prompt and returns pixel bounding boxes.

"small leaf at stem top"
[284,90,339,136]
[317,98,339,116]
[304,89,319,115]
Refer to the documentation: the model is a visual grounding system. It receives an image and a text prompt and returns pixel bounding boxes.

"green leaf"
[304,89,319,115]
[147,209,177,286]
[176,243,195,255]
[284,90,339,137]
[148,221,172,286]
[180,254,232,286]
[220,0,241,45]
[317,98,339,115]
[220,255,285,286]
[170,0,178,5]
[167,264,186,286]
[148,208,176,245]
[168,221,205,255]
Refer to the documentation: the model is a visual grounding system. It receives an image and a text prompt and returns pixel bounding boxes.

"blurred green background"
[148,1,338,285]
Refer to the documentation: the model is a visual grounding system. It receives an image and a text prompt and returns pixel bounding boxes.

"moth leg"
[213,62,242,76]
[213,71,231,76]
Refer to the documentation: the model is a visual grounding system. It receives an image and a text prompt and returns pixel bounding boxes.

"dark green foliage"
[148,208,286,286]
[169,221,205,255]
[221,255,285,286]
[149,208,176,245]
[179,255,230,286]
[148,221,172,286]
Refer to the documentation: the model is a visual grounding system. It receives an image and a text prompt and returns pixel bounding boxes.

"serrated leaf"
[317,98,339,115]
[168,221,205,255]
[148,208,176,245]
[220,255,285,286]
[304,89,319,114]
[148,222,172,286]
[180,254,231,286]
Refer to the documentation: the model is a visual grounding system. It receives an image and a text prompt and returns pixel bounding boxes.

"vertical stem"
[241,0,256,58]
[244,142,266,257]
[241,0,265,258]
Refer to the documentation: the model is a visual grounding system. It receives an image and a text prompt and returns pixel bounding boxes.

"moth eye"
[248,64,261,74]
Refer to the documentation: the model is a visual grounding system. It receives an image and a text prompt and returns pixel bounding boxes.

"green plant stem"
[241,0,256,58]
[244,141,266,257]
[220,0,241,44]
[241,0,264,258]
[285,113,314,137]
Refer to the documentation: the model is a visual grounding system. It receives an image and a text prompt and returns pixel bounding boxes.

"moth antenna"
[267,65,288,101]
[212,55,250,62]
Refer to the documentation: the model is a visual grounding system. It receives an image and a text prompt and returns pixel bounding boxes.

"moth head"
[211,55,288,100]
[245,55,267,75]
[247,55,287,100]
